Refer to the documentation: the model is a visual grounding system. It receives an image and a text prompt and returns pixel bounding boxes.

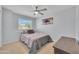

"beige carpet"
[0,41,54,54]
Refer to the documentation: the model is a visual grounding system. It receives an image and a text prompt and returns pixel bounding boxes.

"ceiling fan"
[33,6,47,15]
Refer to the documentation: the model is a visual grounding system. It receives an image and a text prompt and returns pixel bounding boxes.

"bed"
[20,30,53,54]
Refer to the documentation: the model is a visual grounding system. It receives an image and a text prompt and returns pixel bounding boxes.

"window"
[18,18,32,30]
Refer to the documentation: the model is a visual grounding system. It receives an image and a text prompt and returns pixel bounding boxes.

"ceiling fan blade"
[39,8,47,11]
[33,6,47,15]
[39,12,44,15]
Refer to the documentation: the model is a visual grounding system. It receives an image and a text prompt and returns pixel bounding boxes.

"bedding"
[20,32,52,54]
[27,29,35,34]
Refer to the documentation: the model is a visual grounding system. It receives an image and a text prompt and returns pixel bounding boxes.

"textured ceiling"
[3,5,75,18]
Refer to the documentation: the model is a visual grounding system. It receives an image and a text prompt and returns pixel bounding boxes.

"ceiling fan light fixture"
[34,11,38,15]
[33,6,47,15]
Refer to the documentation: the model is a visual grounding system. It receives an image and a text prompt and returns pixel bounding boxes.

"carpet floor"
[0,41,54,54]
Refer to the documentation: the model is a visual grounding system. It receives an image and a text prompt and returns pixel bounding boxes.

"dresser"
[53,36,79,54]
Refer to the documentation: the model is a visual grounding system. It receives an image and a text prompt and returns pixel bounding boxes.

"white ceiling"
[3,5,75,18]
